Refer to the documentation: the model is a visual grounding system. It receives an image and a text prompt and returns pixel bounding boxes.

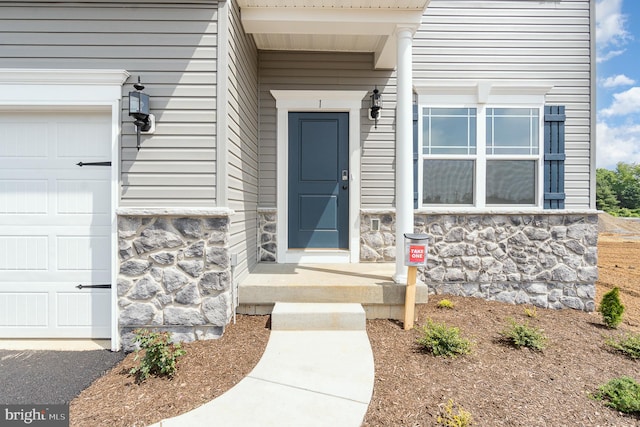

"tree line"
[597,162,640,217]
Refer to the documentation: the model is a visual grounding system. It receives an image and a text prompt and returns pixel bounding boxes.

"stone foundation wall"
[117,210,233,350]
[361,211,598,311]
[258,208,277,262]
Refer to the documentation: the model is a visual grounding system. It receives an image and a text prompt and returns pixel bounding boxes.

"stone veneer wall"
[117,209,233,350]
[258,208,277,262]
[361,211,598,311]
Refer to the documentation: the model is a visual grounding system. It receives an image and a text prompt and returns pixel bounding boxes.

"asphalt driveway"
[0,350,125,404]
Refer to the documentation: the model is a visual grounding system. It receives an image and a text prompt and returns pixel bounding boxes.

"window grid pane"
[423,108,477,155]
[486,108,539,155]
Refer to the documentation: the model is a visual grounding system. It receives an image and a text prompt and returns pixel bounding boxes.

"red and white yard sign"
[406,244,427,266]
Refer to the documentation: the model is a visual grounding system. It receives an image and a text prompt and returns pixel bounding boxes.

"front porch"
[237,263,429,319]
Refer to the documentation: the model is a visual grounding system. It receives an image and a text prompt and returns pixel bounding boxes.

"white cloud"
[597,49,626,63]
[600,87,640,116]
[597,121,640,168]
[596,0,631,62]
[601,74,636,88]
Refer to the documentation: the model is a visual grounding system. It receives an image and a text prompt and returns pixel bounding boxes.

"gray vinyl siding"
[226,0,259,282]
[416,0,593,209]
[258,51,397,208]
[0,1,219,207]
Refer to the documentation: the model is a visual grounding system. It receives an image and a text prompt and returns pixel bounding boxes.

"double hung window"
[421,106,542,208]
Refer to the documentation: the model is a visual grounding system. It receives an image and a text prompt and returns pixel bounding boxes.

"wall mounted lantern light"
[128,76,155,150]
[369,86,382,129]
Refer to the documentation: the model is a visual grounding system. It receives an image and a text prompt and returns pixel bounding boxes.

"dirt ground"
[71,213,640,426]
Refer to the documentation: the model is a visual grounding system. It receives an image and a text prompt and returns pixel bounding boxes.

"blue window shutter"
[413,104,419,209]
[544,105,566,209]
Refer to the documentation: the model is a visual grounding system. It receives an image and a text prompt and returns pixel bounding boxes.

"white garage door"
[0,111,112,338]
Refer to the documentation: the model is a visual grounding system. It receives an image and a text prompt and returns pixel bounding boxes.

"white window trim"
[416,82,553,212]
[0,68,130,351]
[271,90,366,263]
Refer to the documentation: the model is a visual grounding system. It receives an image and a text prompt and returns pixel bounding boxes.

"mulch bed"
[70,315,271,427]
[363,297,640,426]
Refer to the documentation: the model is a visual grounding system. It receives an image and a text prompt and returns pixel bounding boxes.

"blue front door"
[288,112,349,249]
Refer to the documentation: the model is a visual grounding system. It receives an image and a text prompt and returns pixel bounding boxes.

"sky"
[596,0,640,169]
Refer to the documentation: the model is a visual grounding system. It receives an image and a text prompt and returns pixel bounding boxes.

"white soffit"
[237,0,430,69]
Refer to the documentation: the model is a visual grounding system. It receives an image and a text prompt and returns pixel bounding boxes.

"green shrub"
[437,299,455,309]
[593,376,640,413]
[417,320,472,358]
[606,333,640,359]
[437,399,473,427]
[500,319,547,351]
[599,287,625,328]
[130,329,186,381]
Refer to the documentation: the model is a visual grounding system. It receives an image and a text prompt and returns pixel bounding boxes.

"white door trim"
[271,90,366,264]
[0,68,129,351]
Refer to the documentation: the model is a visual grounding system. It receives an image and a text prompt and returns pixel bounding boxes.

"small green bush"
[130,329,186,381]
[593,376,640,414]
[417,320,472,358]
[599,287,625,328]
[437,399,473,427]
[606,333,640,359]
[437,299,455,309]
[500,319,547,351]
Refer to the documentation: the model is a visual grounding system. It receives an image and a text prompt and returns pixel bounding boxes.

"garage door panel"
[0,290,110,338]
[0,179,49,214]
[0,121,49,158]
[57,291,110,329]
[56,120,111,159]
[0,111,112,339]
[0,292,48,327]
[0,235,48,270]
[57,235,110,271]
[57,179,110,215]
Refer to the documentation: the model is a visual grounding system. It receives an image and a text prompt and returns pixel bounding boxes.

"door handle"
[342,185,348,190]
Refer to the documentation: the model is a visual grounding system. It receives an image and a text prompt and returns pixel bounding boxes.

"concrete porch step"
[237,263,428,320]
[271,302,366,331]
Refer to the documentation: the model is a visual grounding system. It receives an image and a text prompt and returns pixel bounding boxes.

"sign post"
[403,233,428,330]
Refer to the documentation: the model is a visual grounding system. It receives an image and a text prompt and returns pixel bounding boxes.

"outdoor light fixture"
[369,86,382,129]
[128,76,155,150]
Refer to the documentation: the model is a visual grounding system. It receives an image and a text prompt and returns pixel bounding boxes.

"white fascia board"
[0,69,130,107]
[0,69,129,85]
[237,0,430,8]
[415,81,554,105]
[272,90,367,108]
[242,7,422,35]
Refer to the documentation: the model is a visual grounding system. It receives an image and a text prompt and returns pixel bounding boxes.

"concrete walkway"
[150,303,375,427]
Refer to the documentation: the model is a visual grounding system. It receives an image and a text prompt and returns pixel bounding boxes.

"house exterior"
[0,0,596,350]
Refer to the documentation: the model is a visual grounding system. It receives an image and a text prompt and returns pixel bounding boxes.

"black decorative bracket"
[76,284,111,289]
[76,161,112,167]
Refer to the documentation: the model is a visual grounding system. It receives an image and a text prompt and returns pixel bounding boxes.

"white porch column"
[393,27,414,284]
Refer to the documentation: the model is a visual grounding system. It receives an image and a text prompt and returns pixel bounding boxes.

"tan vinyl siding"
[227,0,259,281]
[0,1,219,207]
[416,0,593,209]
[258,51,396,208]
